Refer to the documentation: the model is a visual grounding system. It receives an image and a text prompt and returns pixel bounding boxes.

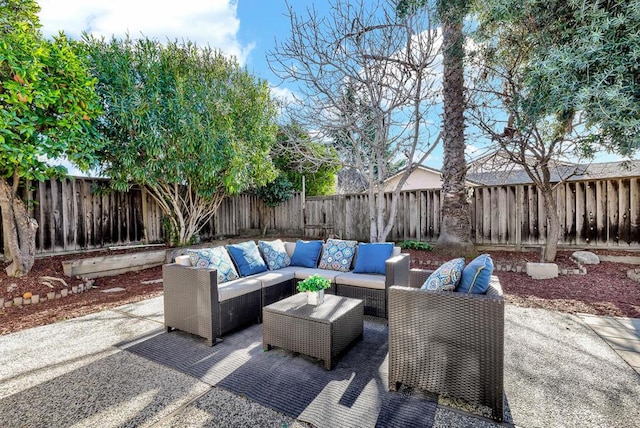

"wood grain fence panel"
[564,182,576,245]
[556,184,566,244]
[607,180,620,245]
[595,180,607,245]
[619,179,631,245]
[505,186,516,244]
[584,181,597,245]
[574,182,586,245]
[631,178,640,245]
[499,187,510,243]
[481,187,491,244]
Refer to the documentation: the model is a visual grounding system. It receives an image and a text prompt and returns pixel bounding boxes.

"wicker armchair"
[163,264,261,346]
[388,269,504,421]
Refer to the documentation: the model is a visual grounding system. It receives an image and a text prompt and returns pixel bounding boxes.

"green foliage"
[274,124,339,196]
[296,274,331,292]
[83,35,277,195]
[398,240,433,251]
[474,0,640,156]
[0,0,103,182]
[255,174,294,207]
[82,35,278,244]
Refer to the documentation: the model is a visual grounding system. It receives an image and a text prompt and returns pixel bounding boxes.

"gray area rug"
[122,318,436,428]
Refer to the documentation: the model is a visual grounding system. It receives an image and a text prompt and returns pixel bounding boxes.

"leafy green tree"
[273,124,340,196]
[255,174,295,235]
[0,0,102,276]
[83,36,278,245]
[469,0,640,260]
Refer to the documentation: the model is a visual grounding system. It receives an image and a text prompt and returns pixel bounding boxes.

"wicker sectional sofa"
[163,239,410,346]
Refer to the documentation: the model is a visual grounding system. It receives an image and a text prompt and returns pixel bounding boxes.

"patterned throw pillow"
[458,254,494,294]
[421,258,465,291]
[318,238,358,272]
[258,239,291,270]
[186,247,239,283]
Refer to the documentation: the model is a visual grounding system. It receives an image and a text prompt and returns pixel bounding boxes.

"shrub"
[398,240,433,251]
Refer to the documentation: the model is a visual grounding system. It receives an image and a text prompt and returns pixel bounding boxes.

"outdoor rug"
[122,317,437,428]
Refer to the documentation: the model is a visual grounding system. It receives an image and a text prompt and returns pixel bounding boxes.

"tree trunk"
[541,187,560,261]
[0,178,38,277]
[435,15,474,256]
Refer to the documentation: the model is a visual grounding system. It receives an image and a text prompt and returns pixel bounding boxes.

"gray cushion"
[251,270,295,288]
[335,272,386,290]
[293,268,343,282]
[217,277,261,301]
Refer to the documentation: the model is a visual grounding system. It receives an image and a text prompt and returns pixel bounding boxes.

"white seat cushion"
[335,272,386,290]
[293,268,343,283]
[251,270,295,288]
[217,277,262,301]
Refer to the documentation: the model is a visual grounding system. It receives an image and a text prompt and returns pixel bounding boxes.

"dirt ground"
[1,246,639,335]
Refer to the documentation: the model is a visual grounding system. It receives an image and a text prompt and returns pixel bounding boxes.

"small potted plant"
[297,274,331,305]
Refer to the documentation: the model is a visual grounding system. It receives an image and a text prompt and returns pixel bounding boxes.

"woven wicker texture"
[263,293,364,369]
[163,264,262,346]
[389,269,505,421]
[293,252,410,318]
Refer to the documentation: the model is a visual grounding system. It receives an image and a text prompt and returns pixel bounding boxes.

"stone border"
[0,281,94,309]
[414,258,587,275]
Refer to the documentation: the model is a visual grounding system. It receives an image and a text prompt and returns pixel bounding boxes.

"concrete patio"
[0,296,638,427]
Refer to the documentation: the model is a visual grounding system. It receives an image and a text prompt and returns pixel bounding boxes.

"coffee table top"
[263,293,363,324]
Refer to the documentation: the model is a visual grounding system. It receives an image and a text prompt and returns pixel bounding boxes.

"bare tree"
[268,0,441,242]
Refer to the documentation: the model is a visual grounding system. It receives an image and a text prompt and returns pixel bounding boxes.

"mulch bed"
[1,246,639,336]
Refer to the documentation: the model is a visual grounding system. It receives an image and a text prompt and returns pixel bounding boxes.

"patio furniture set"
[162,238,505,421]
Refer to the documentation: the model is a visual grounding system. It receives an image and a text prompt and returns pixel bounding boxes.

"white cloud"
[38,0,254,64]
[269,85,297,105]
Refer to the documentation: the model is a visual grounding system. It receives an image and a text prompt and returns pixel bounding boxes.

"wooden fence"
[1,176,639,256]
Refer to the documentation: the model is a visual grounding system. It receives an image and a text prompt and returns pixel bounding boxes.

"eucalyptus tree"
[469,0,640,260]
[84,36,278,245]
[0,0,102,276]
[269,0,441,242]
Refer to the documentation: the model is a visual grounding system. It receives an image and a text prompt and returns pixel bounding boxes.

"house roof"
[385,165,483,185]
[467,159,640,185]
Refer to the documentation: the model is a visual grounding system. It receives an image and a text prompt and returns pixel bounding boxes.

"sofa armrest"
[385,253,410,288]
[162,263,220,345]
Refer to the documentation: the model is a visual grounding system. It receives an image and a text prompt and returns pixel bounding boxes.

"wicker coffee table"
[263,293,364,370]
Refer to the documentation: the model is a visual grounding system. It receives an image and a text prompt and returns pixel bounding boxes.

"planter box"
[62,250,167,279]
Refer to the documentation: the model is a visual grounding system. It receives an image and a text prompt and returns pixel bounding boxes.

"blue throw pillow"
[318,238,358,272]
[421,258,465,291]
[290,240,324,268]
[258,239,291,270]
[458,254,494,294]
[186,247,239,283]
[353,243,394,275]
[226,241,268,277]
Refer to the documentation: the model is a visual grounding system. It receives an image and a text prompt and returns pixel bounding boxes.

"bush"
[398,240,433,251]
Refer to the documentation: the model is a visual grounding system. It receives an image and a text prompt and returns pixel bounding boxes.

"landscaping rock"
[526,262,559,279]
[572,251,600,265]
[627,268,640,283]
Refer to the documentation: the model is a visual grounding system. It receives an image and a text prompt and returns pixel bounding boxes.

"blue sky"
[37,0,628,176]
